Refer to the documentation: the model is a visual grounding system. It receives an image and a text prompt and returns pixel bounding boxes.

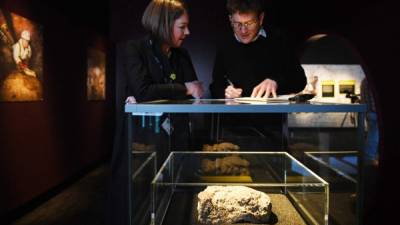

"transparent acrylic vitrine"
[304,151,358,225]
[125,99,367,225]
[151,151,329,225]
[130,151,157,225]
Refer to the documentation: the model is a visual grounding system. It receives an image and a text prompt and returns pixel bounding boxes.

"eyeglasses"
[231,19,258,30]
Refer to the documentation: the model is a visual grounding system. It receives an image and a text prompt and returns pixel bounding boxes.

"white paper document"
[234,94,295,104]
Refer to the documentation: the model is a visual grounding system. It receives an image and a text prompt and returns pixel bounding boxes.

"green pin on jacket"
[170,73,176,81]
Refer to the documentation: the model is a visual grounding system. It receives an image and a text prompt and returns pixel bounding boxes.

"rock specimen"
[132,142,155,151]
[202,142,240,152]
[197,186,272,224]
[201,155,250,175]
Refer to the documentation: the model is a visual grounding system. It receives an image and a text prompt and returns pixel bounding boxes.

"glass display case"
[304,151,358,225]
[130,151,156,225]
[304,151,357,184]
[152,151,329,225]
[125,99,367,225]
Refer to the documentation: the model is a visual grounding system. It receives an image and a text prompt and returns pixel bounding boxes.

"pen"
[225,75,234,87]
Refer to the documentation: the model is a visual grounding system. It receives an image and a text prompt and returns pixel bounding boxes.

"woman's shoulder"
[121,36,154,57]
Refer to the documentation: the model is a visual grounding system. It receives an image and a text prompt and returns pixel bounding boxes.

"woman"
[124,0,203,102]
[109,1,203,225]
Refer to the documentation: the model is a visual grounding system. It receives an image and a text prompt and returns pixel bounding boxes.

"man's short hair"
[142,0,187,45]
[226,0,264,15]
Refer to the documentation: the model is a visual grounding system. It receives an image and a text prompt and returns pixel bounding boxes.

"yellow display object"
[321,80,335,85]
[200,175,253,183]
[339,80,356,94]
[321,80,335,97]
[339,80,356,85]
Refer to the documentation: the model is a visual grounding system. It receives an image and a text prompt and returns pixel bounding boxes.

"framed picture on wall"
[87,41,106,101]
[0,8,43,102]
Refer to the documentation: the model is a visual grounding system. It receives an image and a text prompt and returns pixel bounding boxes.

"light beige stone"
[201,155,250,176]
[197,186,272,224]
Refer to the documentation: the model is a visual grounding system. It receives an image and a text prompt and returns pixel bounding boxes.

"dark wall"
[0,0,114,217]
[111,0,399,222]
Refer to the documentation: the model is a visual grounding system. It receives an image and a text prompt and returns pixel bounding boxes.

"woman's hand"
[185,80,204,99]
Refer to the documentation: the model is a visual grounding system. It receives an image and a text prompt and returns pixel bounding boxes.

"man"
[12,30,36,77]
[210,0,306,98]
[360,78,379,167]
[209,0,307,150]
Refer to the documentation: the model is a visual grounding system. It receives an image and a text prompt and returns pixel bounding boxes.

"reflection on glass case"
[304,151,357,183]
[304,151,358,225]
[152,152,328,225]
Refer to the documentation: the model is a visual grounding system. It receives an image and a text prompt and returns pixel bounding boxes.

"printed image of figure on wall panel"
[87,46,106,100]
[0,8,43,102]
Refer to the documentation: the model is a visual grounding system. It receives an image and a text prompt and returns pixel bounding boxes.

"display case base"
[162,190,308,225]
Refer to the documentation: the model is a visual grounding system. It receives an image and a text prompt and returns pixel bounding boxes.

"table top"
[125,99,367,114]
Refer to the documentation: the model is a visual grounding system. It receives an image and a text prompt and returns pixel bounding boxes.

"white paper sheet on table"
[234,94,295,104]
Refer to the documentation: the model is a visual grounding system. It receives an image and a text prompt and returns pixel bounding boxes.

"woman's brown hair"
[142,0,187,45]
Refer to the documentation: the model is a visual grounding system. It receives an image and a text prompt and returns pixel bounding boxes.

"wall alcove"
[294,33,380,225]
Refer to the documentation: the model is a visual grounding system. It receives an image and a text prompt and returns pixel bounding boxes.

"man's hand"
[225,85,243,99]
[251,78,277,98]
[185,80,204,99]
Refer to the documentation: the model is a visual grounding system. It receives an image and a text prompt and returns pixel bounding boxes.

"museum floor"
[9,163,109,225]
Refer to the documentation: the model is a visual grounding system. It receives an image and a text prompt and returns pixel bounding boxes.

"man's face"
[229,12,264,44]
[21,39,29,48]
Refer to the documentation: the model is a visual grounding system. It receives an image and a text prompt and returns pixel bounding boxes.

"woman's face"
[171,11,190,48]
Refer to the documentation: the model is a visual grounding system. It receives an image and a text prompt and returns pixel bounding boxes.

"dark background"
[1,0,399,223]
